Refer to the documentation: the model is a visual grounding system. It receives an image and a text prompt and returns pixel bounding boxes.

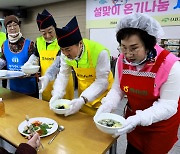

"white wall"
[90,28,119,58]
[162,26,180,39]
[90,26,180,58]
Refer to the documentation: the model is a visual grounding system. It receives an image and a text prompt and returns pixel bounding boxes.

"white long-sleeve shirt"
[52,49,111,102]
[45,56,61,81]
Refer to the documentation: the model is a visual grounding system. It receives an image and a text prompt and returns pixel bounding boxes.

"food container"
[0,70,8,77]
[50,99,70,115]
[21,65,40,74]
[93,113,125,134]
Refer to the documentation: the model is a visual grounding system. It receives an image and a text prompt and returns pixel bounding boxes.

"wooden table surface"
[0,88,116,154]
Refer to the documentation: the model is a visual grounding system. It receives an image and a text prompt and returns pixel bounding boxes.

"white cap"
[116,13,164,39]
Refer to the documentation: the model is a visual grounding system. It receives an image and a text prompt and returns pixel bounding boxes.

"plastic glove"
[23,55,39,67]
[113,115,141,137]
[64,97,84,116]
[39,76,49,93]
[23,62,32,67]
[49,95,60,109]
[94,96,117,118]
[95,103,112,118]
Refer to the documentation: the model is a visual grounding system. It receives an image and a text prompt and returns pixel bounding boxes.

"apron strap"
[150,50,170,73]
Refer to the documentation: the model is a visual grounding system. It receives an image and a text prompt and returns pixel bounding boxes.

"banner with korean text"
[86,0,180,28]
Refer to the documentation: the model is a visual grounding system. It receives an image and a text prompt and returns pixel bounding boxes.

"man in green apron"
[24,9,74,101]
[50,16,114,116]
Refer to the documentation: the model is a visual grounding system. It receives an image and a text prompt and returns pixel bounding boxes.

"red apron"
[120,50,180,154]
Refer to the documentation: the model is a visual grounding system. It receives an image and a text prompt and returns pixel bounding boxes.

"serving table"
[0,87,117,154]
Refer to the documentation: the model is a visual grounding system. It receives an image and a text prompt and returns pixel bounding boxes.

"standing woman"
[0,15,39,98]
[95,13,180,154]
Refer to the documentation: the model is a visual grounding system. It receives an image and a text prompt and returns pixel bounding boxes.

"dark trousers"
[126,142,142,154]
[2,79,7,88]
[27,80,39,99]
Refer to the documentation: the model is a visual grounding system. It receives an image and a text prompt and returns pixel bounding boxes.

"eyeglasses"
[7,23,18,28]
[117,45,143,54]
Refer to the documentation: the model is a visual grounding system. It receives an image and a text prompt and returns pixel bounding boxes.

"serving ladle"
[48,125,65,144]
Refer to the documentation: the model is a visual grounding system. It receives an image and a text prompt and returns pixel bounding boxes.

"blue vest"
[3,39,37,94]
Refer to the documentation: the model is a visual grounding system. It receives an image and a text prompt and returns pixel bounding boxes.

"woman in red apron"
[95,13,180,154]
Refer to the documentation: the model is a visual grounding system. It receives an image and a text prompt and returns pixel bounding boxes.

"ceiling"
[0,0,66,10]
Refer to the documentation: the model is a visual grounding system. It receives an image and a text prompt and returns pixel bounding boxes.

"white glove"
[94,99,112,118]
[113,115,141,137]
[49,95,60,109]
[23,54,39,66]
[64,97,85,116]
[94,95,119,118]
[39,76,49,93]
[23,62,32,67]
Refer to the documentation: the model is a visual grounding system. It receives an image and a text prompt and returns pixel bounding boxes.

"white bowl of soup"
[93,113,125,134]
[50,99,70,115]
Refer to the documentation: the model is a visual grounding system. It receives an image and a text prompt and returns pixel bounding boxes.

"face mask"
[8,32,22,43]
[46,38,57,43]
[123,56,147,66]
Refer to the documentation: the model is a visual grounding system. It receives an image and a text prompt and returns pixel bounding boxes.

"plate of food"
[18,117,58,137]
[0,70,25,79]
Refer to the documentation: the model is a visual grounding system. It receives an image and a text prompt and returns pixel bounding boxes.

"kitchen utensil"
[48,125,64,144]
[25,115,44,149]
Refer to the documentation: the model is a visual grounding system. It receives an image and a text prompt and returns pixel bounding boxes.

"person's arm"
[136,61,180,126]
[0,58,6,69]
[23,41,39,66]
[15,143,37,154]
[45,55,61,81]
[95,62,125,116]
[39,51,61,94]
[15,133,40,154]
[80,50,112,102]
[39,55,61,93]
[51,53,71,98]
[0,147,10,154]
[0,44,7,69]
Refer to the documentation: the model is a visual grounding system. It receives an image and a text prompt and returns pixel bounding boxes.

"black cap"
[36,9,56,30]
[56,16,82,48]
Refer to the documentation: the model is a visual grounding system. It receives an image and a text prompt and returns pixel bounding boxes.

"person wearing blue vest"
[0,15,39,98]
